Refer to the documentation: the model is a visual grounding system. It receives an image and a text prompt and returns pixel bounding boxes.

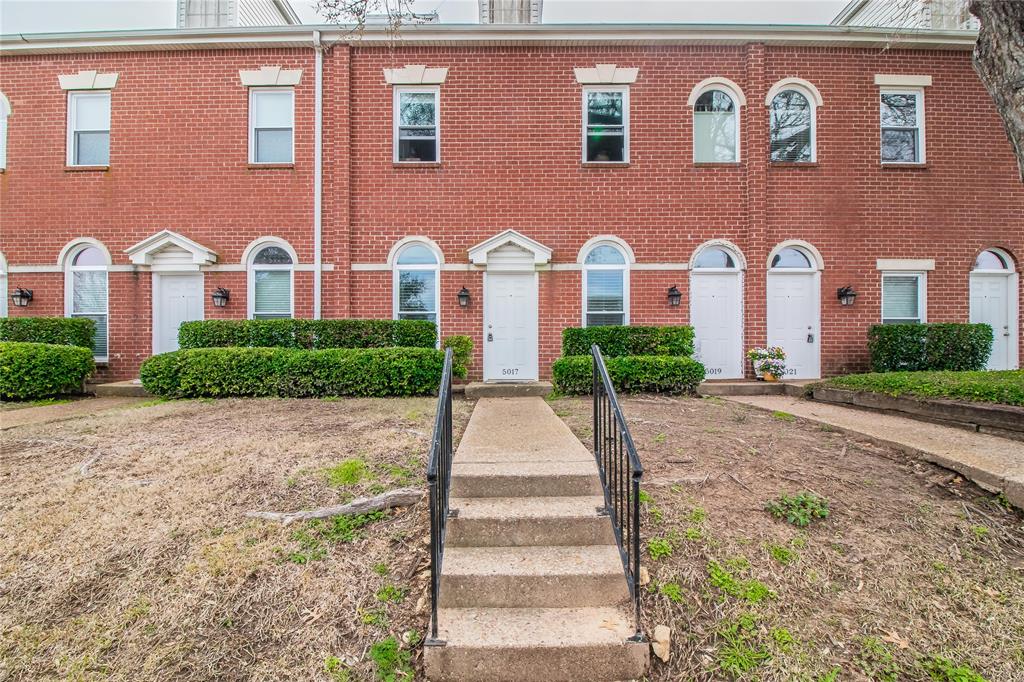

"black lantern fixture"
[837,286,858,306]
[10,287,33,308]
[666,285,682,307]
[457,287,471,308]
[211,287,230,308]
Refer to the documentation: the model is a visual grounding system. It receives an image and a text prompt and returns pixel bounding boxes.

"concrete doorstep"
[424,397,648,682]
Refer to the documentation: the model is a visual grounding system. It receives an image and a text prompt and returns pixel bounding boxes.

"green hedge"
[562,325,696,358]
[552,355,706,395]
[0,317,95,349]
[177,319,437,350]
[441,335,473,379]
[0,341,96,400]
[818,370,1024,407]
[140,347,448,399]
[868,323,993,372]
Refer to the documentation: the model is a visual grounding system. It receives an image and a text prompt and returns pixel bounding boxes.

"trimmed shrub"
[441,335,473,379]
[818,370,1024,407]
[140,347,446,399]
[0,341,95,400]
[561,325,695,358]
[552,355,705,395]
[867,323,993,372]
[177,319,437,350]
[0,317,95,349]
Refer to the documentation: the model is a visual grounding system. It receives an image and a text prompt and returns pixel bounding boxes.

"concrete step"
[450,461,603,498]
[447,496,614,547]
[90,380,151,398]
[439,545,629,608]
[424,607,648,682]
[465,382,553,399]
[698,380,810,397]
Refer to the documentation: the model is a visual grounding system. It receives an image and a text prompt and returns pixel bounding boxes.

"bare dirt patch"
[0,396,472,681]
[554,394,1024,682]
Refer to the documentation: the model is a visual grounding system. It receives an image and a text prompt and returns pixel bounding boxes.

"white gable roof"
[468,229,552,266]
[125,230,218,267]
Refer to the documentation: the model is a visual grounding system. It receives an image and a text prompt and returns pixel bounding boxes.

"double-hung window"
[583,87,628,163]
[880,89,925,164]
[67,92,111,166]
[394,243,440,333]
[881,273,926,324]
[394,87,439,163]
[67,245,109,359]
[249,88,294,164]
[582,243,629,326]
[249,245,294,319]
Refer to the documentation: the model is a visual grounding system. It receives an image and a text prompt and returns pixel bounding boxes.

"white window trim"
[881,271,927,324]
[392,240,442,342]
[768,85,817,163]
[690,83,742,163]
[248,87,295,165]
[880,87,926,165]
[580,240,630,327]
[393,85,440,164]
[63,242,110,362]
[0,91,9,171]
[972,247,1016,274]
[690,239,747,272]
[246,240,296,319]
[66,91,111,167]
[0,250,7,318]
[581,85,630,164]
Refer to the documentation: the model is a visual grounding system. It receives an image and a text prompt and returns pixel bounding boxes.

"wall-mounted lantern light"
[667,285,682,307]
[211,287,230,308]
[457,287,471,308]
[837,286,858,306]
[10,287,33,308]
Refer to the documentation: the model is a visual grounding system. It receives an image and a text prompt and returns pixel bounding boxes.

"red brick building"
[1,23,1020,381]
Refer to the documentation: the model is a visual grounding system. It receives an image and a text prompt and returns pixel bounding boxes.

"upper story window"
[249,88,294,164]
[394,87,439,163]
[769,89,815,163]
[882,272,926,324]
[0,92,9,171]
[67,92,110,166]
[693,90,738,163]
[582,241,630,326]
[393,241,441,336]
[583,87,628,163]
[64,243,110,359]
[248,243,294,319]
[880,89,925,164]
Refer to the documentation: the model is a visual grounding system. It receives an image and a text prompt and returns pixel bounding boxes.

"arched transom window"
[771,246,814,269]
[66,244,109,359]
[769,89,815,162]
[248,244,294,319]
[393,241,440,333]
[582,242,629,327]
[974,249,1012,271]
[694,90,739,163]
[693,246,739,269]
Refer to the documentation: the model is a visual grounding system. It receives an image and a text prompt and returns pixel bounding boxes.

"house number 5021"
[502,368,519,376]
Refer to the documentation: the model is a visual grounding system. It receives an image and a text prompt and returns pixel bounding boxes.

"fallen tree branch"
[246,487,423,525]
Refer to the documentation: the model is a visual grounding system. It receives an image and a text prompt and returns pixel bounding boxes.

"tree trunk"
[969,0,1024,180]
[246,487,423,524]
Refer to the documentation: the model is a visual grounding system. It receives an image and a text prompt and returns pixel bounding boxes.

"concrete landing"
[425,397,648,682]
[464,382,553,399]
[699,380,811,397]
[726,394,1024,508]
[91,379,151,398]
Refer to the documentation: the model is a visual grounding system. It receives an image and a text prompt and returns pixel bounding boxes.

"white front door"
[691,272,743,379]
[767,272,820,379]
[154,274,204,354]
[970,273,1015,370]
[484,272,538,381]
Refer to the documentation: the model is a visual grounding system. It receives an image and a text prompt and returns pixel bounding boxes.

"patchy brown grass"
[555,394,1024,682]
[0,396,472,681]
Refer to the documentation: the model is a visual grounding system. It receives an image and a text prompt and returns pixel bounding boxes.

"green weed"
[285,512,386,563]
[772,410,796,422]
[707,560,775,604]
[765,492,830,527]
[372,562,390,576]
[717,613,770,678]
[856,636,902,682]
[326,459,370,487]
[685,527,703,541]
[648,537,673,560]
[374,585,406,603]
[970,525,989,539]
[918,655,986,682]
[324,656,352,682]
[368,636,414,682]
[653,432,667,444]
[359,608,388,628]
[771,627,795,651]
[658,582,684,603]
[688,507,708,524]
[767,543,798,565]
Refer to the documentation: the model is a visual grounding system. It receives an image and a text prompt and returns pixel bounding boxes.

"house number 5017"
[502,368,519,376]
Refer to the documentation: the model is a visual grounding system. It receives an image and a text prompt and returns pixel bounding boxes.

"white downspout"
[313,30,323,319]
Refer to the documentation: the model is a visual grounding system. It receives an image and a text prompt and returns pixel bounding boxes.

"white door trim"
[152,272,205,355]
[766,269,821,379]
[689,269,745,379]
[969,270,1019,370]
[482,270,540,382]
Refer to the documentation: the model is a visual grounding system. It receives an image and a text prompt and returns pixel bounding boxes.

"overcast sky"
[0,0,850,35]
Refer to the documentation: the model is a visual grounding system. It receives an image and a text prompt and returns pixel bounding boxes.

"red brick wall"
[1,42,1021,380]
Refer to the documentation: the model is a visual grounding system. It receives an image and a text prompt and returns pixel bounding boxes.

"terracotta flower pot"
[763,372,778,382]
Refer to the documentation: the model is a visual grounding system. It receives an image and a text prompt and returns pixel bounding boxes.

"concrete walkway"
[726,394,1024,508]
[425,397,647,682]
[0,396,150,430]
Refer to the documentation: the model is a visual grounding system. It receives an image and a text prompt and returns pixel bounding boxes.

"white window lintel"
[239,66,303,87]
[574,64,639,85]
[59,70,119,90]
[876,258,935,271]
[383,65,449,85]
[874,74,932,87]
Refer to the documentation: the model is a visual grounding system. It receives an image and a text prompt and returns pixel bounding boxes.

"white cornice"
[0,24,978,56]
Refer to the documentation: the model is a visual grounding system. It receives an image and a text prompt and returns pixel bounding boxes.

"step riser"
[425,642,649,682]
[447,516,615,547]
[439,573,629,608]
[450,474,603,498]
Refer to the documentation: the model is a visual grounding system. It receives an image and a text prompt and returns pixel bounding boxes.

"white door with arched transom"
[767,245,821,379]
[970,249,1018,370]
[690,244,744,379]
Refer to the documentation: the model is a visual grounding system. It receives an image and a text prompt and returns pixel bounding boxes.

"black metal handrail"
[592,344,644,640]
[426,347,454,644]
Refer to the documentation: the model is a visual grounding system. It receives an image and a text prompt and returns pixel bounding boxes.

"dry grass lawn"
[555,394,1024,682]
[0,397,472,681]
